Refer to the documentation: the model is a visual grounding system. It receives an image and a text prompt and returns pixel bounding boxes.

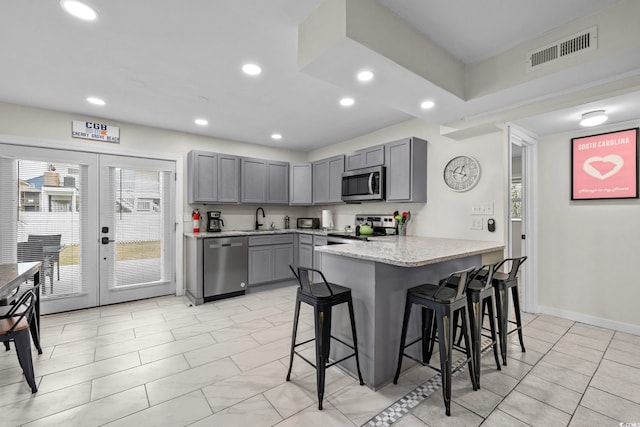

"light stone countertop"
[314,236,504,267]
[184,229,329,238]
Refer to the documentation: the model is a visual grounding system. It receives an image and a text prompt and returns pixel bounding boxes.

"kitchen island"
[314,236,504,389]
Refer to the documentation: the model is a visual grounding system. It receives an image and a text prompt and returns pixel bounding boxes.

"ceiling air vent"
[527,26,597,71]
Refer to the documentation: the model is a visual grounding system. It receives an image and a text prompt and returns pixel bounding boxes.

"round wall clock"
[443,155,481,192]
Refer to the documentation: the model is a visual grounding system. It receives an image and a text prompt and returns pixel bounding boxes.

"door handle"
[368,173,374,194]
[101,237,115,244]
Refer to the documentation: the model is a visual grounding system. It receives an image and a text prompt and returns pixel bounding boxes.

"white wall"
[308,118,505,242]
[537,120,640,332]
[0,101,308,230]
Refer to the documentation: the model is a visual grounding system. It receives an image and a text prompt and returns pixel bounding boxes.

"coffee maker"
[206,211,224,232]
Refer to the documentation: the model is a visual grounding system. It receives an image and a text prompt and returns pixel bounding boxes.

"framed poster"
[571,128,639,200]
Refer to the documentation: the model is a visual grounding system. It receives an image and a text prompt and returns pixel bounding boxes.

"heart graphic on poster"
[583,155,624,180]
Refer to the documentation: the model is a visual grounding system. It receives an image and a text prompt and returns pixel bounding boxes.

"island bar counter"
[314,236,504,389]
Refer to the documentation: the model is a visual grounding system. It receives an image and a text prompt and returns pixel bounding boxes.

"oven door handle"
[368,173,374,194]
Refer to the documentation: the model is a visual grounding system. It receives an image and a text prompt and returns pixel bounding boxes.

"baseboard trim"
[538,305,640,336]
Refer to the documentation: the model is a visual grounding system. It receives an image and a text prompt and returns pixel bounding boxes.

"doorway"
[507,125,538,314]
[0,144,176,314]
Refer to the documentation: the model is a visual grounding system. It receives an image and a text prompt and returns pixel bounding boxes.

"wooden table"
[0,262,42,353]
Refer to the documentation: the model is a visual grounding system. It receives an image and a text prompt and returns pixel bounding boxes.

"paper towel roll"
[321,210,333,229]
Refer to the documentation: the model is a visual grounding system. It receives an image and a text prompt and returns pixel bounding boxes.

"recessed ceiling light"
[86,97,105,106]
[60,0,97,21]
[579,110,608,127]
[194,118,208,126]
[420,100,435,109]
[271,133,282,140]
[339,97,355,107]
[242,63,262,76]
[357,70,374,82]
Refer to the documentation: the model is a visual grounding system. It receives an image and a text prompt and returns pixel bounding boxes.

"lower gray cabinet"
[248,246,273,285]
[273,244,294,281]
[298,242,313,269]
[248,234,294,285]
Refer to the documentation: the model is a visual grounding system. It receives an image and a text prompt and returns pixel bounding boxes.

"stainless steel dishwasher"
[203,236,248,302]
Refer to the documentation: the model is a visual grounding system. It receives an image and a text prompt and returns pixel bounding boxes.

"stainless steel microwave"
[341,166,385,202]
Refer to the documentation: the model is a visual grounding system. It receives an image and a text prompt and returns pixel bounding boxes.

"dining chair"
[0,286,39,393]
[28,234,61,290]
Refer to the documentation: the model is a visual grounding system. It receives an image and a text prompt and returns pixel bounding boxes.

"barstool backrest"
[289,264,334,297]
[495,256,527,281]
[469,263,496,291]
[435,266,476,300]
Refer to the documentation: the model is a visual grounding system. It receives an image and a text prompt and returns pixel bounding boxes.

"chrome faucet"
[255,207,265,230]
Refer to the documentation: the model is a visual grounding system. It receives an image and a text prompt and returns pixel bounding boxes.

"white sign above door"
[72,120,120,143]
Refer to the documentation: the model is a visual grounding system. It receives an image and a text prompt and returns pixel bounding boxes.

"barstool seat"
[393,267,477,416]
[286,265,364,410]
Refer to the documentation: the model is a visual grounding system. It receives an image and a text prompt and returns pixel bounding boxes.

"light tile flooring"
[1,285,639,426]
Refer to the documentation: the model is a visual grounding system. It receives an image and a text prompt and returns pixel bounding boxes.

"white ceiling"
[0,0,637,151]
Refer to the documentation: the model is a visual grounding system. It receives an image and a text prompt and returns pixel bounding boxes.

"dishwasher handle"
[208,242,244,249]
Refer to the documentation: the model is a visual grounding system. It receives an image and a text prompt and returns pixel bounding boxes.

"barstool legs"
[511,286,526,352]
[393,298,413,384]
[346,299,364,386]
[495,286,509,365]
[314,305,332,410]
[286,299,302,382]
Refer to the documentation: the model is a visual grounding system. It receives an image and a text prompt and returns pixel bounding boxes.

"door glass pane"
[16,160,85,299]
[108,167,167,288]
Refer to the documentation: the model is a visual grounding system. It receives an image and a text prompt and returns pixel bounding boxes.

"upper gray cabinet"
[217,154,240,203]
[289,162,312,205]
[312,155,344,204]
[385,137,427,202]
[267,160,289,204]
[188,150,240,204]
[345,145,385,171]
[240,158,267,203]
[188,150,217,204]
[241,158,289,204]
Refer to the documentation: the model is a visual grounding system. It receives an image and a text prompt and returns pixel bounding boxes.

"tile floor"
[1,285,639,426]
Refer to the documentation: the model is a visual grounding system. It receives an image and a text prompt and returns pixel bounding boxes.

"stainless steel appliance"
[206,211,224,232]
[297,217,320,229]
[327,214,397,241]
[203,236,247,301]
[341,166,385,202]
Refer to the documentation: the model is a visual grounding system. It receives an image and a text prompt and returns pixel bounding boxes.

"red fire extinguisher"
[192,209,200,233]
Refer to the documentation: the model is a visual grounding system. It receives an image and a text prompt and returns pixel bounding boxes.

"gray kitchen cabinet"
[188,150,218,203]
[289,163,312,205]
[312,155,344,204]
[385,137,427,202]
[241,158,289,204]
[248,233,294,284]
[267,160,289,204]
[273,244,294,281]
[313,236,328,281]
[248,246,273,284]
[345,145,385,171]
[298,233,313,270]
[241,157,267,203]
[188,150,241,204]
[217,154,240,202]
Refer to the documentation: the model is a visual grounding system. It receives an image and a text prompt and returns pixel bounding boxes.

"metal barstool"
[393,267,477,416]
[489,256,528,365]
[286,265,364,410]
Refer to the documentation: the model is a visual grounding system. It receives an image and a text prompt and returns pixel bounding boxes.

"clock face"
[443,156,480,192]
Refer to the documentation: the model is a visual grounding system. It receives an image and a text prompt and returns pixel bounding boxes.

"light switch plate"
[471,217,483,230]
[471,205,482,215]
[480,202,494,215]
[183,213,192,222]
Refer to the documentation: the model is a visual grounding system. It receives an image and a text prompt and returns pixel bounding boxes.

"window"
[511,181,522,219]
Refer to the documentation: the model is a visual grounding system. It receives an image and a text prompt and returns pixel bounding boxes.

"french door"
[0,144,176,314]
[98,155,175,305]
